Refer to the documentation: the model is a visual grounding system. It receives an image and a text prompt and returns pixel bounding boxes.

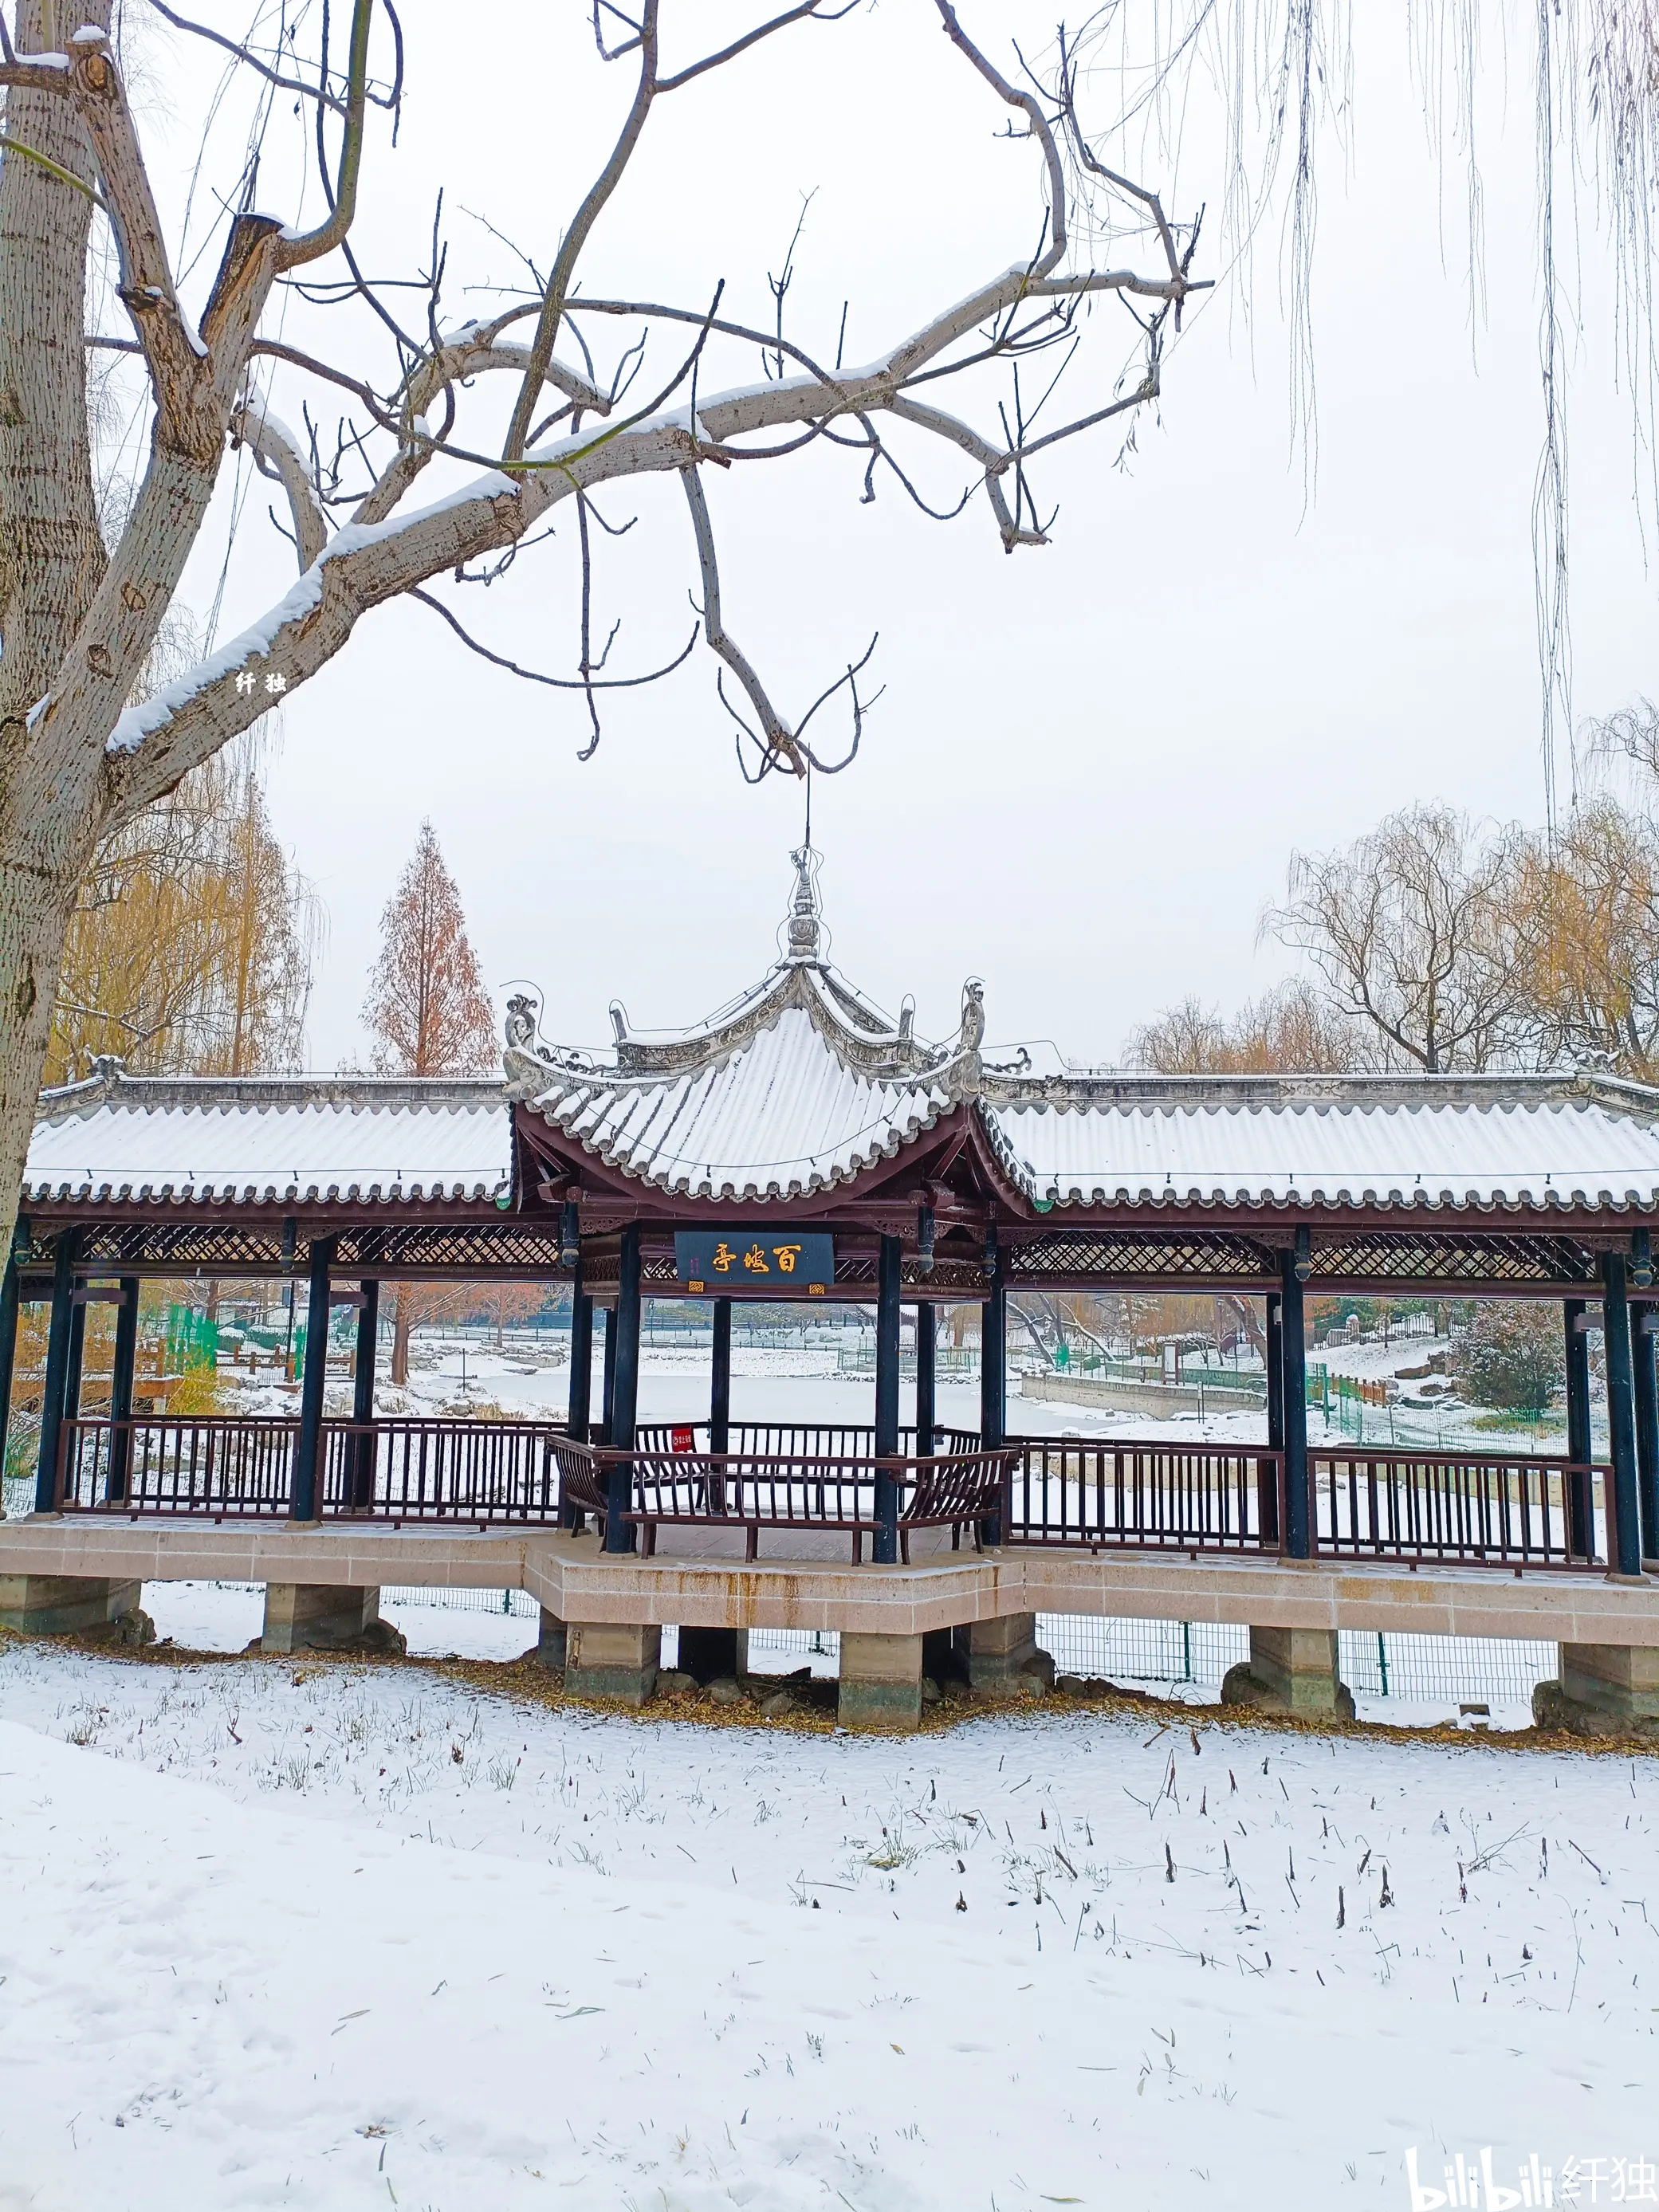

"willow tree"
[46,739,319,1083]
[0,0,1205,1253]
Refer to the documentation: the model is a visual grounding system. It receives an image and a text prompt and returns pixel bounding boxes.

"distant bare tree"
[1264,806,1530,1073]
[1587,697,1659,787]
[1127,979,1366,1074]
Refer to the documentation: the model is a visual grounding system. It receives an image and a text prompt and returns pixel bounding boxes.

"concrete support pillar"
[837,1630,925,1730]
[1221,1626,1354,1719]
[535,1606,568,1670]
[261,1582,404,1655]
[710,1298,732,1455]
[953,1611,1055,1699]
[1534,1644,1659,1736]
[0,1574,145,1636]
[564,1620,660,1706]
[677,1625,748,1684]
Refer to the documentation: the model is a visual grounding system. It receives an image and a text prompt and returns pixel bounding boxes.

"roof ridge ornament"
[781,844,826,965]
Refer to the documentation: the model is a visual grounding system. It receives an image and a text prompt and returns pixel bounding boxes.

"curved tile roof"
[527,1007,953,1200]
[985,1095,1659,1213]
[25,1074,510,1206]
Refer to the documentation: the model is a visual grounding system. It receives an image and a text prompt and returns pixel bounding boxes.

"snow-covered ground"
[1,1634,1654,2211]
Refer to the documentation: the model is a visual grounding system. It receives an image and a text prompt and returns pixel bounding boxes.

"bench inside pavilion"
[6,850,1659,1732]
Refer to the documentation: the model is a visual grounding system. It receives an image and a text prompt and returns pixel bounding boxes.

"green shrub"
[1453,1305,1564,1413]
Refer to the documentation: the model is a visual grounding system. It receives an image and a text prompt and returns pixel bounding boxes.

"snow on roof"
[984,1092,1659,1213]
[26,1071,511,1207]
[503,852,1659,1217]
[525,1006,953,1201]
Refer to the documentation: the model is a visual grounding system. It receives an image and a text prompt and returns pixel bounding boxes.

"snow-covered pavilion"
[7,852,1659,1731]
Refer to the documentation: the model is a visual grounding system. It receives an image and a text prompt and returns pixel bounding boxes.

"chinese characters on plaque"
[674,1230,834,1294]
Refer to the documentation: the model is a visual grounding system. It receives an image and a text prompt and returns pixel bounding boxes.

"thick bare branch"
[503,1,659,462]
[934,1,1067,274]
[61,29,206,442]
[0,57,77,92]
[681,467,806,776]
[276,0,375,271]
[232,396,328,569]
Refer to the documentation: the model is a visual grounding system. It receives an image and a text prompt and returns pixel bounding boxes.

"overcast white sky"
[137,2,1658,1070]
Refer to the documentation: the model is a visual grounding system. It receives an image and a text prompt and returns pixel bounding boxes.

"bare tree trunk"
[0,856,85,1231]
[391,1292,411,1387]
[0,3,113,1247]
[0,2,110,731]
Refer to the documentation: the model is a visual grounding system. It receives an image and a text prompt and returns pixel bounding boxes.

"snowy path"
[2,1640,1657,2210]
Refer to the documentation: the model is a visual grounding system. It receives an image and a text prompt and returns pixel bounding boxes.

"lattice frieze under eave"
[45,1221,569,1277]
[1004,1232,1276,1283]
[1307,1232,1597,1287]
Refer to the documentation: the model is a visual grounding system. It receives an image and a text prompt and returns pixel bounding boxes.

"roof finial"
[784,843,824,963]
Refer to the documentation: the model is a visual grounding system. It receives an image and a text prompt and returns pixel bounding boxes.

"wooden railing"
[1310,1448,1602,1570]
[58,1413,299,1516]
[1003,1436,1282,1553]
[632,1421,981,1459]
[55,1414,564,1523]
[319,1419,564,1522]
[47,1415,1610,1570]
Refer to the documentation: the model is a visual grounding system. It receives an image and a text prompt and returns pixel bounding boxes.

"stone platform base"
[261,1583,406,1657]
[1221,1627,1355,1721]
[953,1612,1055,1700]
[1533,1643,1659,1737]
[565,1621,659,1706]
[839,1631,925,1729]
[0,1574,145,1636]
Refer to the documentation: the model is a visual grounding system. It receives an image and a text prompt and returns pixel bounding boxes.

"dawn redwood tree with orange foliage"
[361,820,495,1382]
[361,822,495,1078]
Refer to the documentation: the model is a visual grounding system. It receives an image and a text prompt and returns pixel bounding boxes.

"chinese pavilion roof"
[505,851,977,1202]
[26,851,1659,1224]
